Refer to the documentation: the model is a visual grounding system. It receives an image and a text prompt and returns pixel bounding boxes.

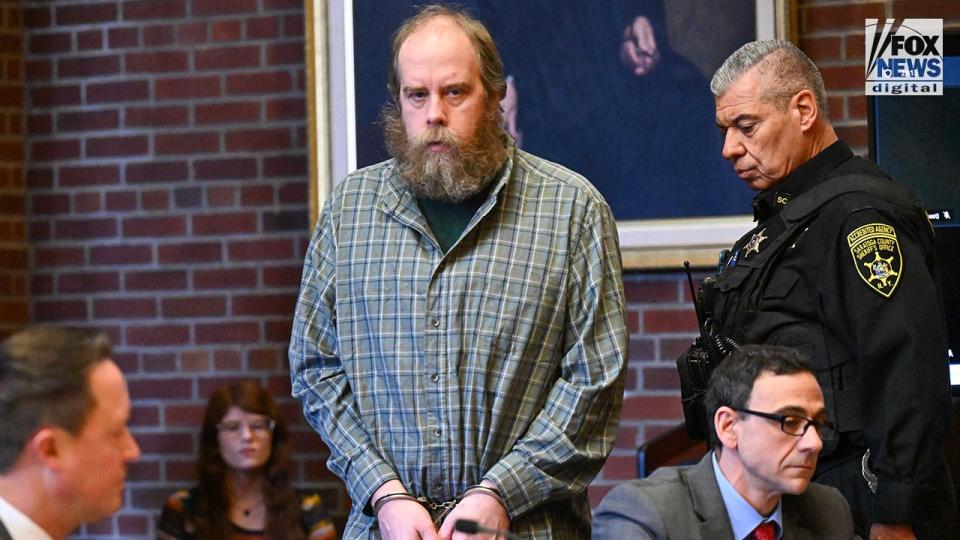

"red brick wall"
[21,1,327,538]
[0,0,25,339]
[589,0,960,506]
[17,1,960,537]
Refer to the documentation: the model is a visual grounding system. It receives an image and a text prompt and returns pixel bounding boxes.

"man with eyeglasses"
[594,345,856,539]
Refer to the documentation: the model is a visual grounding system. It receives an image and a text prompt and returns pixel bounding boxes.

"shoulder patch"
[847,223,902,298]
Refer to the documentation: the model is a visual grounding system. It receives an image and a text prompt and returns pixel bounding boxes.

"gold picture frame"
[306,0,795,269]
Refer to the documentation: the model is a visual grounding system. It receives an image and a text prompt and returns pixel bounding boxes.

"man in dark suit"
[0,327,140,540]
[593,345,856,539]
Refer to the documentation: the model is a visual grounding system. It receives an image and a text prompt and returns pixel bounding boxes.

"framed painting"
[307,0,795,268]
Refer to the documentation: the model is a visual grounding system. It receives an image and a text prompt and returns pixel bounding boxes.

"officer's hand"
[869,523,915,540]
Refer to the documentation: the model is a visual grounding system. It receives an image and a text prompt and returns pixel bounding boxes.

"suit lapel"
[780,496,812,540]
[685,454,735,540]
[0,518,14,540]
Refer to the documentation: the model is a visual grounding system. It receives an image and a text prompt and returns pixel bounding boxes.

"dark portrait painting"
[351,0,759,221]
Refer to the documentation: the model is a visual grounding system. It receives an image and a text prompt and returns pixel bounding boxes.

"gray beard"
[382,102,510,203]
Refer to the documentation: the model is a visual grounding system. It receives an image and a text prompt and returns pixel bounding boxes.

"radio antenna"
[684,261,708,342]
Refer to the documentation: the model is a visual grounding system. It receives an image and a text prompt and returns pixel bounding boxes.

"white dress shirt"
[0,495,53,540]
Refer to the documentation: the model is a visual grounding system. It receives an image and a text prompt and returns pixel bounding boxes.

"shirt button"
[437,262,445,272]
[430,373,440,383]
[435,483,443,491]
[431,318,440,328]
[434,429,442,438]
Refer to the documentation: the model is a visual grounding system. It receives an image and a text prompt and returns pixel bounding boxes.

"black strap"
[779,174,921,224]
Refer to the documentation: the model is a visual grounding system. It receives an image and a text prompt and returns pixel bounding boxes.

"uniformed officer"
[699,40,955,539]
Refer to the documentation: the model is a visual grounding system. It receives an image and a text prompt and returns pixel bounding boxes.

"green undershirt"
[417,185,493,253]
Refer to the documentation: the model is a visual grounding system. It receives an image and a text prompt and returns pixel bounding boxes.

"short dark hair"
[704,344,814,449]
[387,4,506,104]
[0,326,112,472]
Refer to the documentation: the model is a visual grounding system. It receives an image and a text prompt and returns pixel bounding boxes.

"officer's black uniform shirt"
[751,138,856,222]
[711,139,953,533]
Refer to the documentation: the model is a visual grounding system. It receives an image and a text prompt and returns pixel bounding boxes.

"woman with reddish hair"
[157,381,336,540]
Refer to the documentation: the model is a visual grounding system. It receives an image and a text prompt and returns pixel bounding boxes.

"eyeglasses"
[216,418,276,436]
[732,407,837,441]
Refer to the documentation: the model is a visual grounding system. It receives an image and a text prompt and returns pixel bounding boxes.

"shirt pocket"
[763,268,801,300]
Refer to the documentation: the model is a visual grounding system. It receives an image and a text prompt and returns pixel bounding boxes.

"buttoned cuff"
[343,457,399,517]
[483,454,546,519]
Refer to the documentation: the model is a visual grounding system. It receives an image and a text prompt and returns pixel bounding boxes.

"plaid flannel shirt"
[289,148,627,538]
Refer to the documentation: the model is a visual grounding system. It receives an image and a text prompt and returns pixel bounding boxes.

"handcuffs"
[373,484,505,527]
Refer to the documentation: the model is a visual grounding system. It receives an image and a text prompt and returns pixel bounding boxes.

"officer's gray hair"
[711,40,829,122]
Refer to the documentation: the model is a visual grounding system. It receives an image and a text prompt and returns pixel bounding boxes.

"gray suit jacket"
[592,454,857,539]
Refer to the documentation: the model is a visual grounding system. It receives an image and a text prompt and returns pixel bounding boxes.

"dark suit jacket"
[592,454,858,539]
[0,518,13,540]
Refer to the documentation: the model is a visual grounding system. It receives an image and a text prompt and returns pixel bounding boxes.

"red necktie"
[752,521,777,540]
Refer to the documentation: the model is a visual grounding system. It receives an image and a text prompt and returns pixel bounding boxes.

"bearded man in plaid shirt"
[290,5,627,539]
